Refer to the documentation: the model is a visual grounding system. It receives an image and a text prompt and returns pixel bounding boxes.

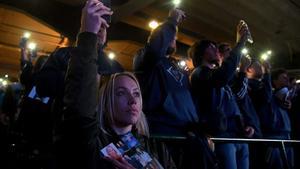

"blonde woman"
[56,1,173,169]
[98,72,168,169]
[98,72,149,138]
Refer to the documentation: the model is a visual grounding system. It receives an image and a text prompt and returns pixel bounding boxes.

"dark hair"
[218,43,231,53]
[248,58,261,68]
[289,76,296,83]
[271,68,287,81]
[188,40,215,67]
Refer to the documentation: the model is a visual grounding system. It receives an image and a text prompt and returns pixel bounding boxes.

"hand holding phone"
[80,0,113,34]
[101,0,112,23]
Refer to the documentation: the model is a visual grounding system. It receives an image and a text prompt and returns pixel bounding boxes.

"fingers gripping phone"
[101,0,111,23]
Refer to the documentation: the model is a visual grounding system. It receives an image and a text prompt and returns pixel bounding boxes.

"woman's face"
[113,75,142,127]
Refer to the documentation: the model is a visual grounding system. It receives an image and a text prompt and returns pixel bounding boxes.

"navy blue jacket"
[190,42,245,137]
[134,18,199,135]
[248,75,291,139]
[230,72,262,138]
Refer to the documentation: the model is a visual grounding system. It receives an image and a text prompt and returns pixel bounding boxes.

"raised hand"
[169,8,186,24]
[261,59,271,74]
[236,20,251,44]
[80,0,113,34]
[283,100,292,110]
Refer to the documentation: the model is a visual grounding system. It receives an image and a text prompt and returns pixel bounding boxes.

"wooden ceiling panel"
[0,8,60,37]
[0,0,300,78]
[105,40,143,70]
[0,7,63,79]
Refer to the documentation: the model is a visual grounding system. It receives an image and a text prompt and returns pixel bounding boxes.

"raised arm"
[261,60,273,103]
[62,0,112,141]
[144,9,185,65]
[207,21,250,87]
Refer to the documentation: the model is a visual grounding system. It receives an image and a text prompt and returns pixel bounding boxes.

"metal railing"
[151,135,300,169]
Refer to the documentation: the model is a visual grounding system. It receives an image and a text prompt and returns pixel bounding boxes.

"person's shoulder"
[191,66,207,78]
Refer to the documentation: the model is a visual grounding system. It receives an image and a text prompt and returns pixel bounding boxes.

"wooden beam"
[113,0,156,23]
[121,15,198,46]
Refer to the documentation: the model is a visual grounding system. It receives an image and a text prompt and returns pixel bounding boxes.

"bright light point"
[0,78,3,82]
[2,80,7,86]
[179,60,186,67]
[108,52,115,60]
[245,54,251,60]
[241,48,248,55]
[296,80,300,84]
[261,53,269,61]
[267,50,272,55]
[236,67,240,71]
[149,20,159,30]
[23,32,31,38]
[5,74,8,78]
[28,42,37,50]
[173,0,181,6]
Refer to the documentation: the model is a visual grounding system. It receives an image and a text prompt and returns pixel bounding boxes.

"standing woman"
[57,1,172,169]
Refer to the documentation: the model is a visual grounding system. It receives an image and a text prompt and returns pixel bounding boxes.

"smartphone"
[101,0,111,23]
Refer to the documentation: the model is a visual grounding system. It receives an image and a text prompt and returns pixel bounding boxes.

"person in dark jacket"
[289,77,300,169]
[18,54,51,137]
[219,43,261,138]
[218,43,262,169]
[57,1,173,169]
[134,9,199,134]
[290,92,300,169]
[247,62,294,169]
[34,17,123,145]
[190,21,251,169]
[17,36,52,169]
[269,69,294,169]
[133,8,218,169]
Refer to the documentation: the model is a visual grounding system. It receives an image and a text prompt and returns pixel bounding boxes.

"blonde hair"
[98,72,149,137]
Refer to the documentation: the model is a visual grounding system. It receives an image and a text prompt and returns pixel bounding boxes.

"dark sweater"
[57,32,174,169]
[230,72,262,138]
[248,76,291,138]
[190,42,245,137]
[134,18,199,135]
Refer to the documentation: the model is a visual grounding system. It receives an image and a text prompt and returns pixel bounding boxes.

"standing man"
[134,8,217,169]
[189,21,251,169]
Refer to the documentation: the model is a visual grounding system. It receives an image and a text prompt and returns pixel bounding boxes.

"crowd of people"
[0,0,299,169]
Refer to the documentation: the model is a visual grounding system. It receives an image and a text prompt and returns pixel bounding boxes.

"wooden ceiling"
[0,7,65,78]
[0,0,299,79]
